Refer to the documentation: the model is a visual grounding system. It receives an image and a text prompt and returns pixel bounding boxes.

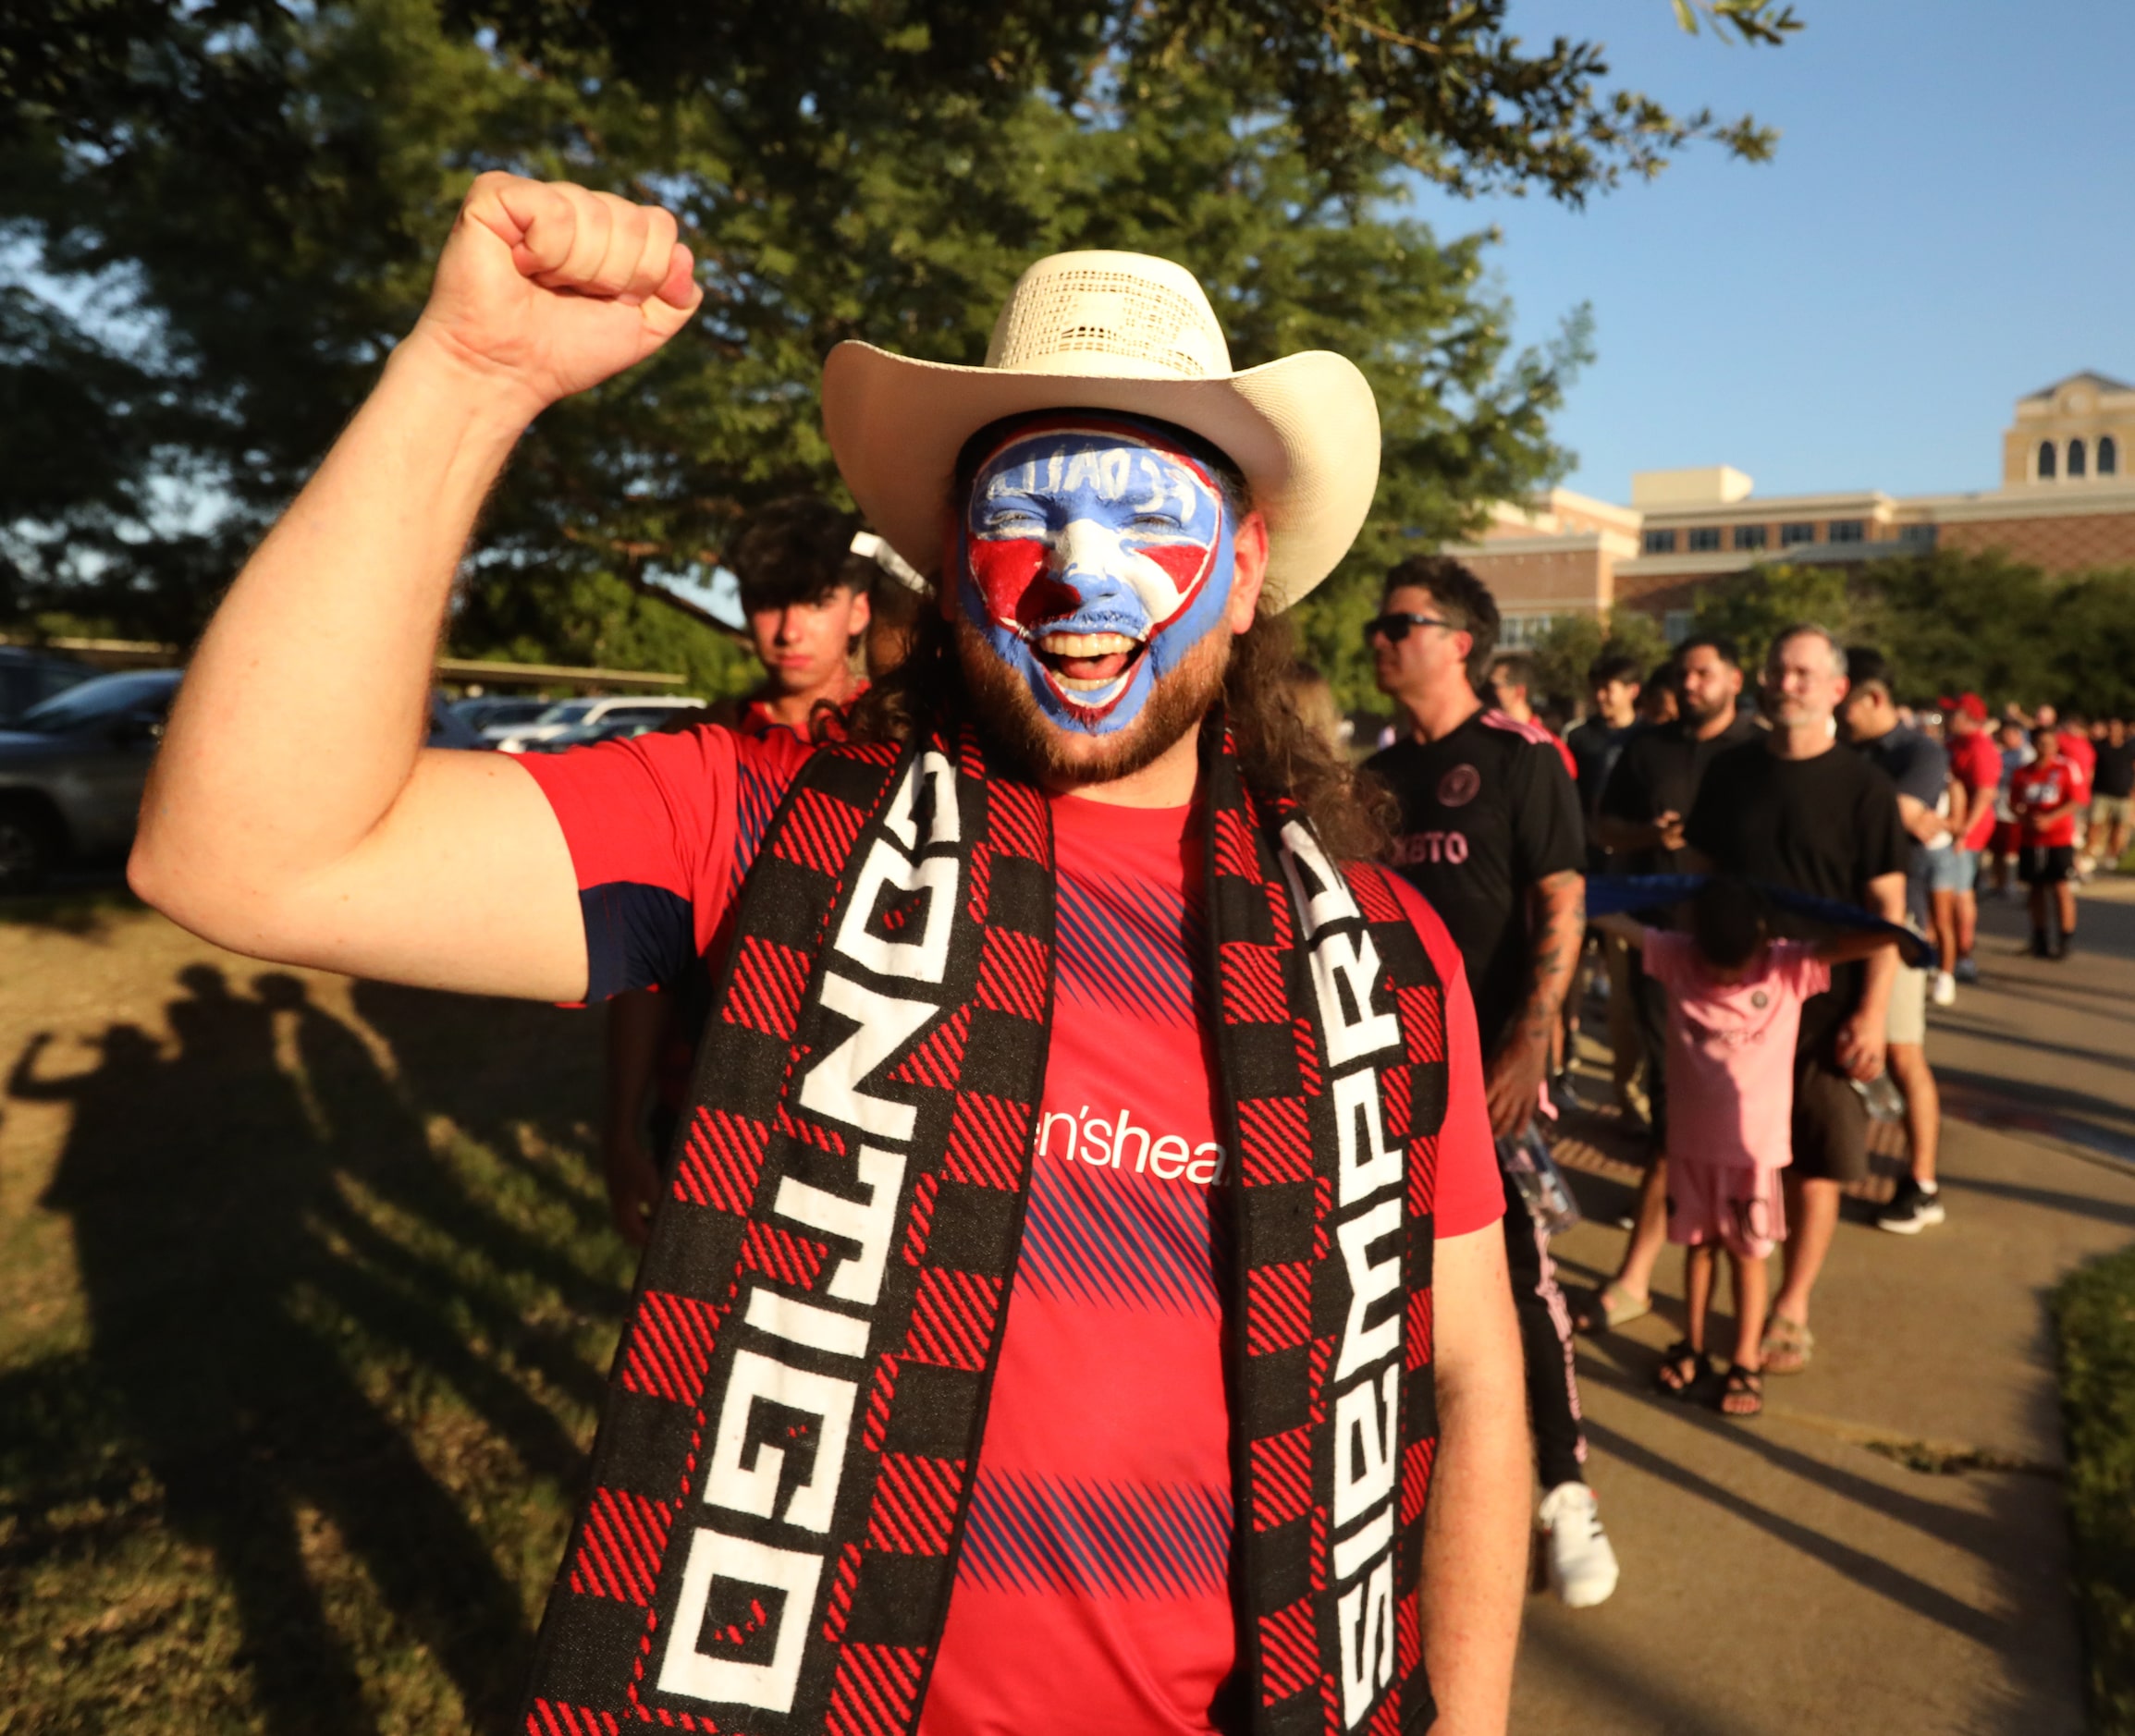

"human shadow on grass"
[11,966,623,1735]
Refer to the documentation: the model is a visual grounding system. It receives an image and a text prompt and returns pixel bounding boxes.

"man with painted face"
[130,177,1526,1736]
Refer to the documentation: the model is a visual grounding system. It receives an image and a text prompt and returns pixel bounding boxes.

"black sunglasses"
[1363,611,1455,647]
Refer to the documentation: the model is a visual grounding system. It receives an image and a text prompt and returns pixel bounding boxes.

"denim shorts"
[1925,844,1976,895]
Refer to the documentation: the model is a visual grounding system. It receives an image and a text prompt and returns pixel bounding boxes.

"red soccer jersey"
[520,729,1503,1735]
[1949,732,2004,852]
[2011,756,2089,847]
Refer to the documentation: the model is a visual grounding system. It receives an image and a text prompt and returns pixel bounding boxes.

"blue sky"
[1401,2,2135,503]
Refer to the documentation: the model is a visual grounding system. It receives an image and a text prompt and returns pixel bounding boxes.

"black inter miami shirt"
[1367,708,1585,1056]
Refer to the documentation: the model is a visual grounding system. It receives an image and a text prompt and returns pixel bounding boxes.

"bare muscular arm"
[129,174,702,999]
[1418,1222,1528,1733]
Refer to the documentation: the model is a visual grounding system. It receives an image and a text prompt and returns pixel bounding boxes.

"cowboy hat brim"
[820,341,1380,613]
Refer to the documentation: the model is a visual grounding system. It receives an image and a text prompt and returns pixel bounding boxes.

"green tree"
[1521,608,1669,716]
[1862,549,2135,718]
[2,0,1797,680]
[1688,559,1861,674]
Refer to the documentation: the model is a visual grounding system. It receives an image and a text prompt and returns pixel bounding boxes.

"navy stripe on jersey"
[1053,867,1201,1027]
[581,882,697,1001]
[958,1472,1233,1599]
[1015,1155,1222,1315]
[728,748,795,901]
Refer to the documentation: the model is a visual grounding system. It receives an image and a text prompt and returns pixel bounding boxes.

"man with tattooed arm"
[1365,556,1618,1608]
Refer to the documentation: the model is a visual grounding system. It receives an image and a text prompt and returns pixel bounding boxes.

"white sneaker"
[1931,970,1957,1008]
[1538,1481,1620,1608]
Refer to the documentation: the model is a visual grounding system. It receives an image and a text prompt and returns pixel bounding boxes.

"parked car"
[488,695,705,752]
[452,695,550,735]
[0,668,182,892]
[524,704,713,752]
[0,646,97,721]
[426,696,485,749]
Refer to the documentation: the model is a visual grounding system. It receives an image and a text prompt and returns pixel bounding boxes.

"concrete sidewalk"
[1511,886,2135,1736]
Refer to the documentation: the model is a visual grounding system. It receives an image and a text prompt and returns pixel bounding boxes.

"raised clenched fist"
[411,172,703,411]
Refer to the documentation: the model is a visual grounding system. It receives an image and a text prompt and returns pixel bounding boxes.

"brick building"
[1450,372,2135,644]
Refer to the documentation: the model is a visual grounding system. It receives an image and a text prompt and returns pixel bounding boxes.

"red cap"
[1939,691,1988,723]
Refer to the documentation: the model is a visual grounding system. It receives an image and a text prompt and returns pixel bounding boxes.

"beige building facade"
[1450,372,2135,643]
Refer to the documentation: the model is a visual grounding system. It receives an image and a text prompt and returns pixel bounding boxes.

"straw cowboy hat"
[820,251,1380,612]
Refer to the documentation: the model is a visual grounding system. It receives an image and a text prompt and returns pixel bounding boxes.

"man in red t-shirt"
[2011,725,2089,959]
[1941,692,2003,987]
[130,175,1528,1734]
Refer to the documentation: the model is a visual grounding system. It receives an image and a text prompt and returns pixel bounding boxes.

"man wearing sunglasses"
[1364,556,1617,1608]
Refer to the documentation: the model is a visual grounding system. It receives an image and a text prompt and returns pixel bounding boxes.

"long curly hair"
[842,605,1393,862]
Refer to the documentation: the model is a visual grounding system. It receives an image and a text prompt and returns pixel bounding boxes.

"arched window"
[2101,435,2119,477]
[2069,438,2088,478]
[2038,440,2057,480]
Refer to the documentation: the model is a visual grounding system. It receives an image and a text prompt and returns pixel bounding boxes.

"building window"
[2102,435,2120,476]
[1780,522,1816,546]
[1899,523,1937,549]
[1733,523,1768,551]
[1663,610,1695,645]
[1497,614,1552,648]
[2038,440,2057,480]
[2069,438,2088,479]
[1687,526,1722,553]
[1828,520,1865,544]
[1642,528,1678,554]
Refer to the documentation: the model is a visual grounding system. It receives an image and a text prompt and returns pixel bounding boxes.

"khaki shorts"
[1885,963,1928,1046]
[2092,793,2133,827]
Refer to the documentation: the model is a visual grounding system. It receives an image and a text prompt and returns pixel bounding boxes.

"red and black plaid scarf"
[522,719,1450,1736]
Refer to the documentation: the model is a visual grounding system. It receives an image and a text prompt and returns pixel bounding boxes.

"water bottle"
[1497,1126,1584,1236]
[1850,1072,1906,1123]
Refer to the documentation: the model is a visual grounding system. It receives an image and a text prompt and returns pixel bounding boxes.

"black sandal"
[1716,1364,1764,1420]
[1654,1339,1713,1400]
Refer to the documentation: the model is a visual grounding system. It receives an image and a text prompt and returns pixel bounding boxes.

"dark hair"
[1586,653,1642,691]
[867,568,930,639]
[1691,876,1768,971]
[1646,660,1680,697]
[1675,631,1742,671]
[1846,646,1892,693]
[728,496,866,616]
[1382,555,1498,686]
[1489,650,1537,691]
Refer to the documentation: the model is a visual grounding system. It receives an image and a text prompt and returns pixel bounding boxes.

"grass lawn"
[2056,1240,2135,1736]
[0,892,633,1734]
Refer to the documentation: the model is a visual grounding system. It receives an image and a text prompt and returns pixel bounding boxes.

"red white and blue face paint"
[959,417,1235,737]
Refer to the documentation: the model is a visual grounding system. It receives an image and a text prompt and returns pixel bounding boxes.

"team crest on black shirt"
[1438,764,1481,807]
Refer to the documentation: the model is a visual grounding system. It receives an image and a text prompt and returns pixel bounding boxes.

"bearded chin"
[952,618,1232,789]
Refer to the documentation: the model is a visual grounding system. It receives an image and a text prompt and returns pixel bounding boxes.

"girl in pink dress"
[1600,880,1901,1417]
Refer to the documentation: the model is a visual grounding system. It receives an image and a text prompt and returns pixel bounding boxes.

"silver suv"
[487,694,706,752]
[0,668,182,893]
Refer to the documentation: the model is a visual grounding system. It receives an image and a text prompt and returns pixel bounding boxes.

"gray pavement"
[1511,882,2135,1735]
